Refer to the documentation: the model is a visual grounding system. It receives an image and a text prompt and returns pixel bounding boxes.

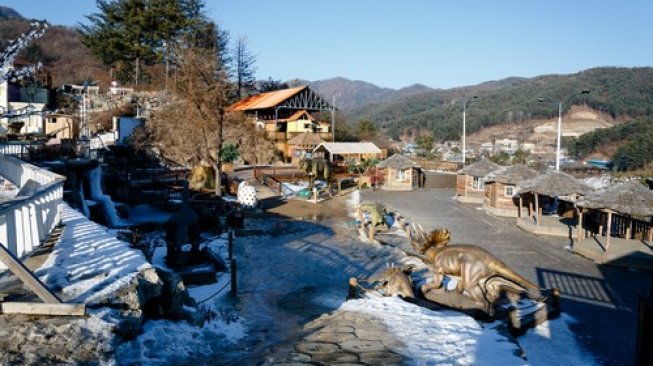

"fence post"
[230,259,237,297]
[228,231,233,260]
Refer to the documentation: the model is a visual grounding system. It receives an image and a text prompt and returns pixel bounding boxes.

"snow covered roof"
[314,142,381,155]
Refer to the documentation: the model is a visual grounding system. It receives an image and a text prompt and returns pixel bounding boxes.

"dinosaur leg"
[421,268,444,294]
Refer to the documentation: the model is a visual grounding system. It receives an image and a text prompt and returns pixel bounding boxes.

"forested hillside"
[565,116,653,170]
[0,19,106,86]
[348,67,653,142]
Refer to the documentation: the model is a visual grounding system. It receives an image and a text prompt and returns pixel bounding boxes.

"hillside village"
[0,2,651,366]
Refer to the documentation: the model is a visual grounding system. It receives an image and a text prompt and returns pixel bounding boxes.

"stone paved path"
[272,311,405,365]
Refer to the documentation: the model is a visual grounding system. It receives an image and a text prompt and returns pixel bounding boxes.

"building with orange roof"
[230,85,334,161]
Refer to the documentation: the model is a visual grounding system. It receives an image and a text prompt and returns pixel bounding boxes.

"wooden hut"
[517,170,591,236]
[519,170,590,219]
[576,181,653,257]
[456,159,500,203]
[288,132,324,164]
[483,164,537,217]
[376,154,421,191]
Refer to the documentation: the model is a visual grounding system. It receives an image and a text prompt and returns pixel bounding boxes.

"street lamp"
[462,95,478,166]
[538,89,590,170]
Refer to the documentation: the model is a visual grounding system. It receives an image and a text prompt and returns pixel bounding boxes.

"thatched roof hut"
[578,181,653,217]
[377,154,422,191]
[486,164,538,185]
[459,158,500,178]
[519,170,591,197]
[376,154,420,169]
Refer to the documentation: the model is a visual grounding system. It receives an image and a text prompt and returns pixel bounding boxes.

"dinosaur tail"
[494,265,539,290]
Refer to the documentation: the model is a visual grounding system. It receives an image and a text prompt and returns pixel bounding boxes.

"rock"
[311,351,359,363]
[305,331,357,343]
[112,267,163,313]
[358,351,404,365]
[149,266,193,320]
[296,341,340,354]
[339,340,387,354]
[180,306,205,327]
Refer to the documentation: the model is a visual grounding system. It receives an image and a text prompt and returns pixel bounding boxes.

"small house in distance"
[377,154,421,191]
[456,158,500,203]
[287,131,324,164]
[313,142,383,165]
[483,164,537,217]
[43,113,75,140]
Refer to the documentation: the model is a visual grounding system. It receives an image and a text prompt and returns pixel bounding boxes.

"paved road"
[228,197,410,365]
[363,188,653,366]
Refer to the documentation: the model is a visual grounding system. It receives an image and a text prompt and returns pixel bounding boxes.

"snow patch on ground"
[520,313,597,365]
[342,296,524,365]
[36,204,151,304]
[117,233,248,365]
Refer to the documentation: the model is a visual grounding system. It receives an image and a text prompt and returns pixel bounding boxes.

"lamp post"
[462,95,478,166]
[538,89,590,170]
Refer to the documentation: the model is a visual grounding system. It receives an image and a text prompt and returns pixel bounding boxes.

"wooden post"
[228,231,233,260]
[627,220,633,240]
[518,195,523,218]
[0,243,61,304]
[230,259,237,297]
[368,223,375,241]
[577,208,584,242]
[534,193,540,226]
[605,210,613,257]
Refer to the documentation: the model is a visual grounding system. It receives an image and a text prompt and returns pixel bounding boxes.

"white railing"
[0,155,64,271]
[0,143,31,159]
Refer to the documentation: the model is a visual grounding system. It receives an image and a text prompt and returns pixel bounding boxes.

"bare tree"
[233,36,256,99]
[142,44,231,195]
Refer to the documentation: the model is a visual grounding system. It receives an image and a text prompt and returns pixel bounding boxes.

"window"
[395,169,407,181]
[49,118,57,124]
[504,185,515,197]
[472,177,484,190]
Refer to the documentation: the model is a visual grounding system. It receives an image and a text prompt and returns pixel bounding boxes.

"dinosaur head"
[411,225,450,254]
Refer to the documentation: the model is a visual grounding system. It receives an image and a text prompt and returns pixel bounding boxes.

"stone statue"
[375,264,415,298]
[164,203,201,267]
[411,226,539,310]
[299,157,331,190]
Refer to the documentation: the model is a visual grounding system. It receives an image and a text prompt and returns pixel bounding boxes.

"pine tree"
[79,0,209,85]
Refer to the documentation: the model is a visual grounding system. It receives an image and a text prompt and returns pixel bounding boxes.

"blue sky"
[4,1,653,89]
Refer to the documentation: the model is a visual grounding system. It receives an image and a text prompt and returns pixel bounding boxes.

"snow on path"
[343,297,523,366]
[342,296,596,365]
[36,203,151,304]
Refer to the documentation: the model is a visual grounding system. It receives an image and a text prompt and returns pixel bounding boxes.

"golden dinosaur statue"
[411,226,540,309]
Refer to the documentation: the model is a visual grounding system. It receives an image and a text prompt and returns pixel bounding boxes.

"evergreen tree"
[79,0,209,85]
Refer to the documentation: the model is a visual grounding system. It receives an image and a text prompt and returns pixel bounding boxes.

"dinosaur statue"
[375,264,415,298]
[411,226,540,309]
[299,157,331,190]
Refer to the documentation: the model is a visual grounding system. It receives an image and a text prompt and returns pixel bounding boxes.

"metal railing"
[0,155,64,271]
